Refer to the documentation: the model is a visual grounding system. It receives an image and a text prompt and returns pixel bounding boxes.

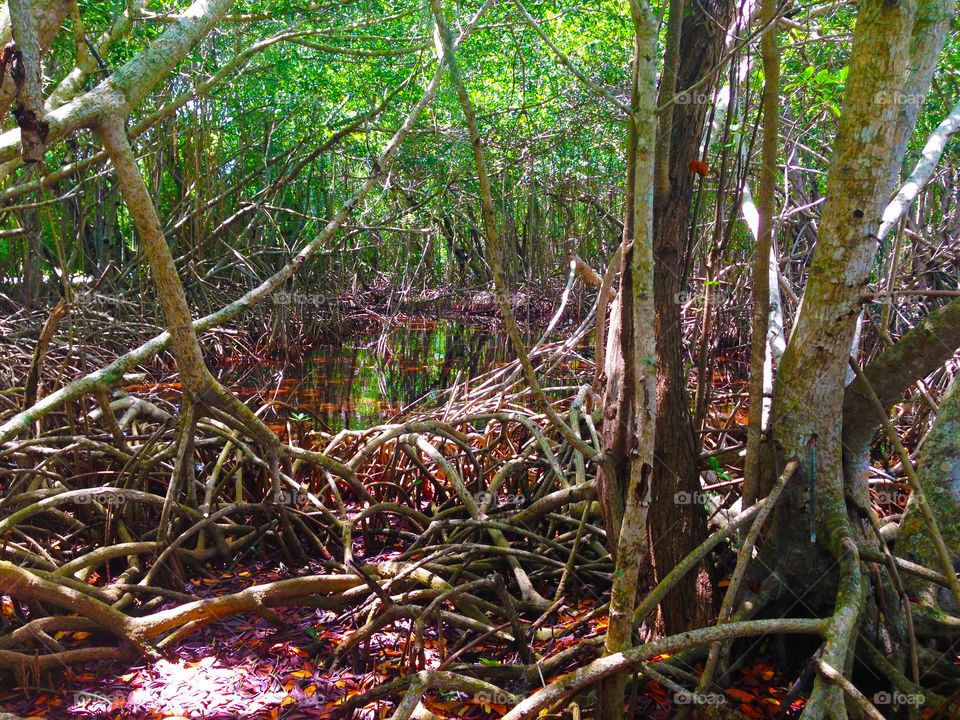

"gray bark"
[896,373,960,609]
[764,0,953,712]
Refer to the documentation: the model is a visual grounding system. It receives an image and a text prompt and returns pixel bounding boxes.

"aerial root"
[0,343,620,701]
[5,325,956,719]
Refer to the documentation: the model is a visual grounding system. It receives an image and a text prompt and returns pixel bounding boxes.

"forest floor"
[0,291,922,720]
[0,551,808,720]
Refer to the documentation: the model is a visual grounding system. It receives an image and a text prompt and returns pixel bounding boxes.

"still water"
[218,318,530,433]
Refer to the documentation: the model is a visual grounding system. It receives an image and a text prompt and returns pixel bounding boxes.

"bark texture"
[769,0,947,590]
[743,0,779,508]
[598,0,658,716]
[895,373,960,608]
[764,0,952,711]
[647,0,733,635]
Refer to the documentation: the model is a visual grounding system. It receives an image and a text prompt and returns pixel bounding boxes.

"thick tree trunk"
[761,0,952,712]
[95,111,282,489]
[8,0,49,162]
[596,293,628,554]
[0,0,237,163]
[647,0,733,635]
[0,0,71,120]
[598,0,658,716]
[769,0,952,583]
[840,96,960,484]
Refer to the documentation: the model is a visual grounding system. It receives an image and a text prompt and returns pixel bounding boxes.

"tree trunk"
[743,0,780,509]
[760,0,952,712]
[598,0,658,715]
[647,0,733,635]
[0,0,236,164]
[597,291,628,555]
[8,0,49,162]
[768,0,952,583]
[896,372,960,608]
[0,0,71,121]
[95,114,213,401]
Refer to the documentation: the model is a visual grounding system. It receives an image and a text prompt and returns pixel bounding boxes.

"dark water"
[219,318,526,433]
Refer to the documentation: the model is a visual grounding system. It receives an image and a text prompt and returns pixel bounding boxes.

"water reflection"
[220,319,523,433]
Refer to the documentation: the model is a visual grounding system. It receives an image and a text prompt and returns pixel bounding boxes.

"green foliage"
[709,456,730,483]
[0,0,957,308]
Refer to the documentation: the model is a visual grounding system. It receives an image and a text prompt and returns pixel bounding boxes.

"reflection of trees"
[223,321,512,432]
[436,324,508,391]
[282,338,363,431]
[378,322,509,408]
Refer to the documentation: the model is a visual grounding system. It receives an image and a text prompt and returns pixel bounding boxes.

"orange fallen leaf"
[755,663,775,680]
[646,681,667,697]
